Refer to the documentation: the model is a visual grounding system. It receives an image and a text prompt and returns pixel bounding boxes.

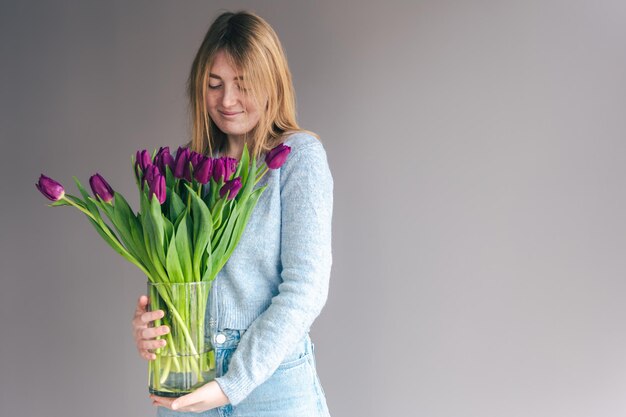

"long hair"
[184,10,318,160]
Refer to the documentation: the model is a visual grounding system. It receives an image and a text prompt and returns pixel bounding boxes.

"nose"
[221,84,239,108]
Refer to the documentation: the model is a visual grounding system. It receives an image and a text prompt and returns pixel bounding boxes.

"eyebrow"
[209,73,244,81]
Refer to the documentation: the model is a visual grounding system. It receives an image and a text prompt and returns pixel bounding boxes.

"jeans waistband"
[211,329,246,349]
[210,329,313,358]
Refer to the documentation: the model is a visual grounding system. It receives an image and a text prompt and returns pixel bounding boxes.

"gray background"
[2,0,626,416]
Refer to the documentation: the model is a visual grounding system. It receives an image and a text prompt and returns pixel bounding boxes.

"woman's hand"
[131,294,170,360]
[150,381,230,412]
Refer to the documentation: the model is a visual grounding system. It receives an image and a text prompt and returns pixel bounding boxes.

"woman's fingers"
[140,325,170,340]
[131,295,170,361]
[136,294,149,311]
[139,338,167,351]
[141,309,165,325]
[132,309,164,329]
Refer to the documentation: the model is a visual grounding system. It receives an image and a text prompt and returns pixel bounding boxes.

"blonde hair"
[184,10,318,160]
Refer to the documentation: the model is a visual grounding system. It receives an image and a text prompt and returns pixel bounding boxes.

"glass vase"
[147,281,215,397]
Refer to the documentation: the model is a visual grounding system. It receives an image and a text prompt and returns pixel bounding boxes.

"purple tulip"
[224,157,238,180]
[212,157,238,182]
[212,158,225,182]
[35,174,65,201]
[219,177,242,200]
[174,147,191,181]
[154,146,174,175]
[148,173,166,204]
[142,165,160,190]
[194,156,212,184]
[89,173,114,203]
[190,152,202,170]
[135,149,152,172]
[265,144,291,169]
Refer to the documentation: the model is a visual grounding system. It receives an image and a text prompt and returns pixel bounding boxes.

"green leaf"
[201,249,215,282]
[72,176,91,201]
[238,154,257,202]
[140,205,159,269]
[111,195,130,230]
[48,200,71,207]
[89,196,114,220]
[231,186,264,247]
[168,190,185,224]
[129,214,150,262]
[165,165,175,190]
[165,229,185,283]
[106,192,149,263]
[235,143,250,185]
[70,177,103,217]
[212,203,240,265]
[162,214,174,250]
[211,198,227,230]
[174,213,193,282]
[184,183,213,281]
[149,195,166,267]
[140,214,169,283]
[215,186,265,275]
[86,216,131,260]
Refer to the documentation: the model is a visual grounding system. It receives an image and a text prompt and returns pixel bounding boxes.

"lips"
[220,110,242,116]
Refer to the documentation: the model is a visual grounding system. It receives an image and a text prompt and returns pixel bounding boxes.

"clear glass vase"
[147,281,215,397]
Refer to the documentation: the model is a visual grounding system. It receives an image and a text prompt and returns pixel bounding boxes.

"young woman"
[131,10,333,417]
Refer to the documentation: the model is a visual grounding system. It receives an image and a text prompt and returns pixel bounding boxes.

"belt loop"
[305,332,313,355]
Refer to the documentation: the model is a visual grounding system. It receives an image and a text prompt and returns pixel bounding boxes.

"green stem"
[255,165,269,184]
[152,287,201,375]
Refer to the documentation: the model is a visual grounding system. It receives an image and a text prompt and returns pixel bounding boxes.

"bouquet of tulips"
[35,142,291,396]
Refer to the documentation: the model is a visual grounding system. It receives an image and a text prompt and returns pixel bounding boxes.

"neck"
[223,135,246,159]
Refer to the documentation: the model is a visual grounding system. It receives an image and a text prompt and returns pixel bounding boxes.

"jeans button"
[215,333,226,344]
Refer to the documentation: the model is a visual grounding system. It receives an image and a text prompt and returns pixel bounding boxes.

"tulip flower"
[219,177,242,200]
[174,147,191,181]
[35,174,65,201]
[224,157,238,180]
[265,144,291,169]
[148,173,166,204]
[89,173,114,203]
[142,165,160,190]
[194,156,212,184]
[154,146,174,175]
[135,149,152,172]
[190,152,202,170]
[212,158,225,182]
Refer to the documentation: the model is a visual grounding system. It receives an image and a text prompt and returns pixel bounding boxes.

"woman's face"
[206,50,263,144]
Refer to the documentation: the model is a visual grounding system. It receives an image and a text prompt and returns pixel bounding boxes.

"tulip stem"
[61,195,98,222]
[255,166,269,184]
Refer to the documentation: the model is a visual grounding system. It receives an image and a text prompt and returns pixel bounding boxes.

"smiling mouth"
[220,111,243,116]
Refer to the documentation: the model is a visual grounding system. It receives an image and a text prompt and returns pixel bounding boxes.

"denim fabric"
[156,329,331,417]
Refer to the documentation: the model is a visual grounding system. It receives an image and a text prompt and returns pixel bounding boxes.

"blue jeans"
[157,330,331,417]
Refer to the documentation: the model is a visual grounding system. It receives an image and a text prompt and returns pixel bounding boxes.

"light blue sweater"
[205,132,334,405]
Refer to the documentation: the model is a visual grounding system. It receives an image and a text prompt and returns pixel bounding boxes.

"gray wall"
[2,1,626,416]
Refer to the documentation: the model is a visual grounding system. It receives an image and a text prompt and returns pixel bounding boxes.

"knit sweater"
[203,132,334,405]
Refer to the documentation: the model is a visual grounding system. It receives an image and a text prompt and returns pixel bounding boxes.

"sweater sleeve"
[214,140,334,405]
